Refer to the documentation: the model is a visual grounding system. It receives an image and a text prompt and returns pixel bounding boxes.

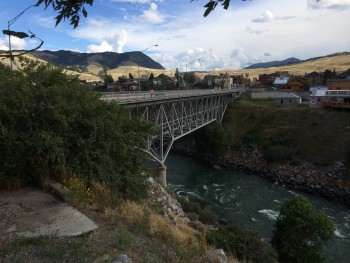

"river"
[165,153,350,263]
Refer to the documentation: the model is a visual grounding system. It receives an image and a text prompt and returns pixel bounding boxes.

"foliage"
[206,223,278,263]
[183,72,196,86]
[63,176,94,208]
[149,72,155,82]
[193,123,231,156]
[0,58,152,201]
[177,197,218,224]
[35,0,93,28]
[271,195,334,263]
[104,74,114,84]
[264,145,295,163]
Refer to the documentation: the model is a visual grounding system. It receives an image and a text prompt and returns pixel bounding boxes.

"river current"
[165,153,350,263]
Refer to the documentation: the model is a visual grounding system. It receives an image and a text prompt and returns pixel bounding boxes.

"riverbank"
[172,146,350,207]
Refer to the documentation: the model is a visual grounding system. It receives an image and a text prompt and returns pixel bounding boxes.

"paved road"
[101,88,241,104]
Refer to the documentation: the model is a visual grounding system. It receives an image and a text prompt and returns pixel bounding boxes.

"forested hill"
[30,50,165,70]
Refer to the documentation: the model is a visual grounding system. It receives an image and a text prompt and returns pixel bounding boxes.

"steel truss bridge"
[102,89,239,165]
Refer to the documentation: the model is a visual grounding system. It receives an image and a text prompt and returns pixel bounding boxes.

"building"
[327,79,350,90]
[273,77,289,88]
[285,76,309,91]
[305,71,323,86]
[275,92,301,107]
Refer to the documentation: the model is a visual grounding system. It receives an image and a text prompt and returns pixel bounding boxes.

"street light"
[184,58,200,88]
[138,44,158,91]
[185,58,200,73]
[7,5,36,70]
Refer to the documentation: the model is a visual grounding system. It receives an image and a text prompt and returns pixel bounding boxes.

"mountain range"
[244,52,350,70]
[30,50,165,70]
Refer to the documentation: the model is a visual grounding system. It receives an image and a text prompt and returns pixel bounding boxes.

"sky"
[0,0,349,71]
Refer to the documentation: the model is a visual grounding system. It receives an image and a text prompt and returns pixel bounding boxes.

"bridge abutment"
[156,165,167,188]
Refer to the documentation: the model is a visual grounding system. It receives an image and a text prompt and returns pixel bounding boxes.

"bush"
[206,223,277,263]
[0,59,152,201]
[177,197,217,225]
[264,145,295,163]
[193,123,231,156]
[271,195,334,263]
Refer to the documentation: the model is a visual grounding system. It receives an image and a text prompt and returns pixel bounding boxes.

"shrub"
[193,123,231,156]
[206,223,277,263]
[177,197,217,225]
[0,59,152,201]
[264,145,295,163]
[271,195,334,263]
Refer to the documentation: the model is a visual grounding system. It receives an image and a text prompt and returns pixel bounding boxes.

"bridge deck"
[101,89,240,105]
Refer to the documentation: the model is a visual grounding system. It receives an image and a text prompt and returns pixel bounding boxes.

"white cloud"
[87,41,113,52]
[110,0,151,3]
[308,0,350,10]
[0,36,26,50]
[107,30,128,53]
[264,52,271,56]
[252,10,275,23]
[246,27,269,34]
[138,3,165,24]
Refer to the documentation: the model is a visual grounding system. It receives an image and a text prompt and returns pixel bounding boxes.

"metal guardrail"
[101,89,239,103]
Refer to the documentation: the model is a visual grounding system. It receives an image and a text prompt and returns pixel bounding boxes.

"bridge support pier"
[155,165,167,188]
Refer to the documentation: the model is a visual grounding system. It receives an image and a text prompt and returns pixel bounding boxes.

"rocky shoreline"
[172,146,350,207]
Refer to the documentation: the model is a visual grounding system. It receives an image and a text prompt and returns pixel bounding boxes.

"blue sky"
[1,0,350,71]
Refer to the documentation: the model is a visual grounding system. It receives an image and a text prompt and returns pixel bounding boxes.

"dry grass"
[2,53,348,82]
[197,54,350,80]
[110,200,205,250]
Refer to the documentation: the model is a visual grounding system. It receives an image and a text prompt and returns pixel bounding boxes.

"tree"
[129,73,134,79]
[104,74,114,84]
[271,195,334,263]
[149,72,155,82]
[0,58,153,201]
[35,0,93,28]
[193,123,231,156]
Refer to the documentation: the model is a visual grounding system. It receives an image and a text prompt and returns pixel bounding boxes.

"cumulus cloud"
[87,41,113,52]
[252,10,275,23]
[111,0,151,3]
[246,27,269,34]
[138,3,165,24]
[0,37,26,50]
[308,0,350,10]
[86,30,128,53]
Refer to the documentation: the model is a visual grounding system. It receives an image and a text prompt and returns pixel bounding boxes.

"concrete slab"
[0,186,98,239]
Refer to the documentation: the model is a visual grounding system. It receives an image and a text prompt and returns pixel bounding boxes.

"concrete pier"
[156,165,167,188]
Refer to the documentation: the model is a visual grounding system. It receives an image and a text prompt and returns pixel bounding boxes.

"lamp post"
[185,58,200,73]
[137,44,158,91]
[7,5,36,70]
[184,58,200,88]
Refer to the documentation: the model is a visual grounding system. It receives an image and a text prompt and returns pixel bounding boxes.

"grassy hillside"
[224,98,350,166]
[197,54,350,80]
[1,53,349,82]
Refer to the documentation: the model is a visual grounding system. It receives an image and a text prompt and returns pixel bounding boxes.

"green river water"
[165,153,350,263]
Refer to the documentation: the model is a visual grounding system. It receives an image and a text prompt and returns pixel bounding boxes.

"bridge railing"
[101,89,239,103]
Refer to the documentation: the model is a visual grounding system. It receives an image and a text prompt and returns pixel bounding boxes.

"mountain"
[30,50,165,70]
[244,57,301,69]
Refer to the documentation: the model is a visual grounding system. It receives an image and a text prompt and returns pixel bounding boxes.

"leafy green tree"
[206,223,277,263]
[271,195,334,263]
[104,74,114,84]
[129,73,134,79]
[149,72,155,82]
[0,58,152,201]
[193,123,231,156]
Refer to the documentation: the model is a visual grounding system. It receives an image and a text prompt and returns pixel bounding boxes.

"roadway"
[100,88,242,104]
